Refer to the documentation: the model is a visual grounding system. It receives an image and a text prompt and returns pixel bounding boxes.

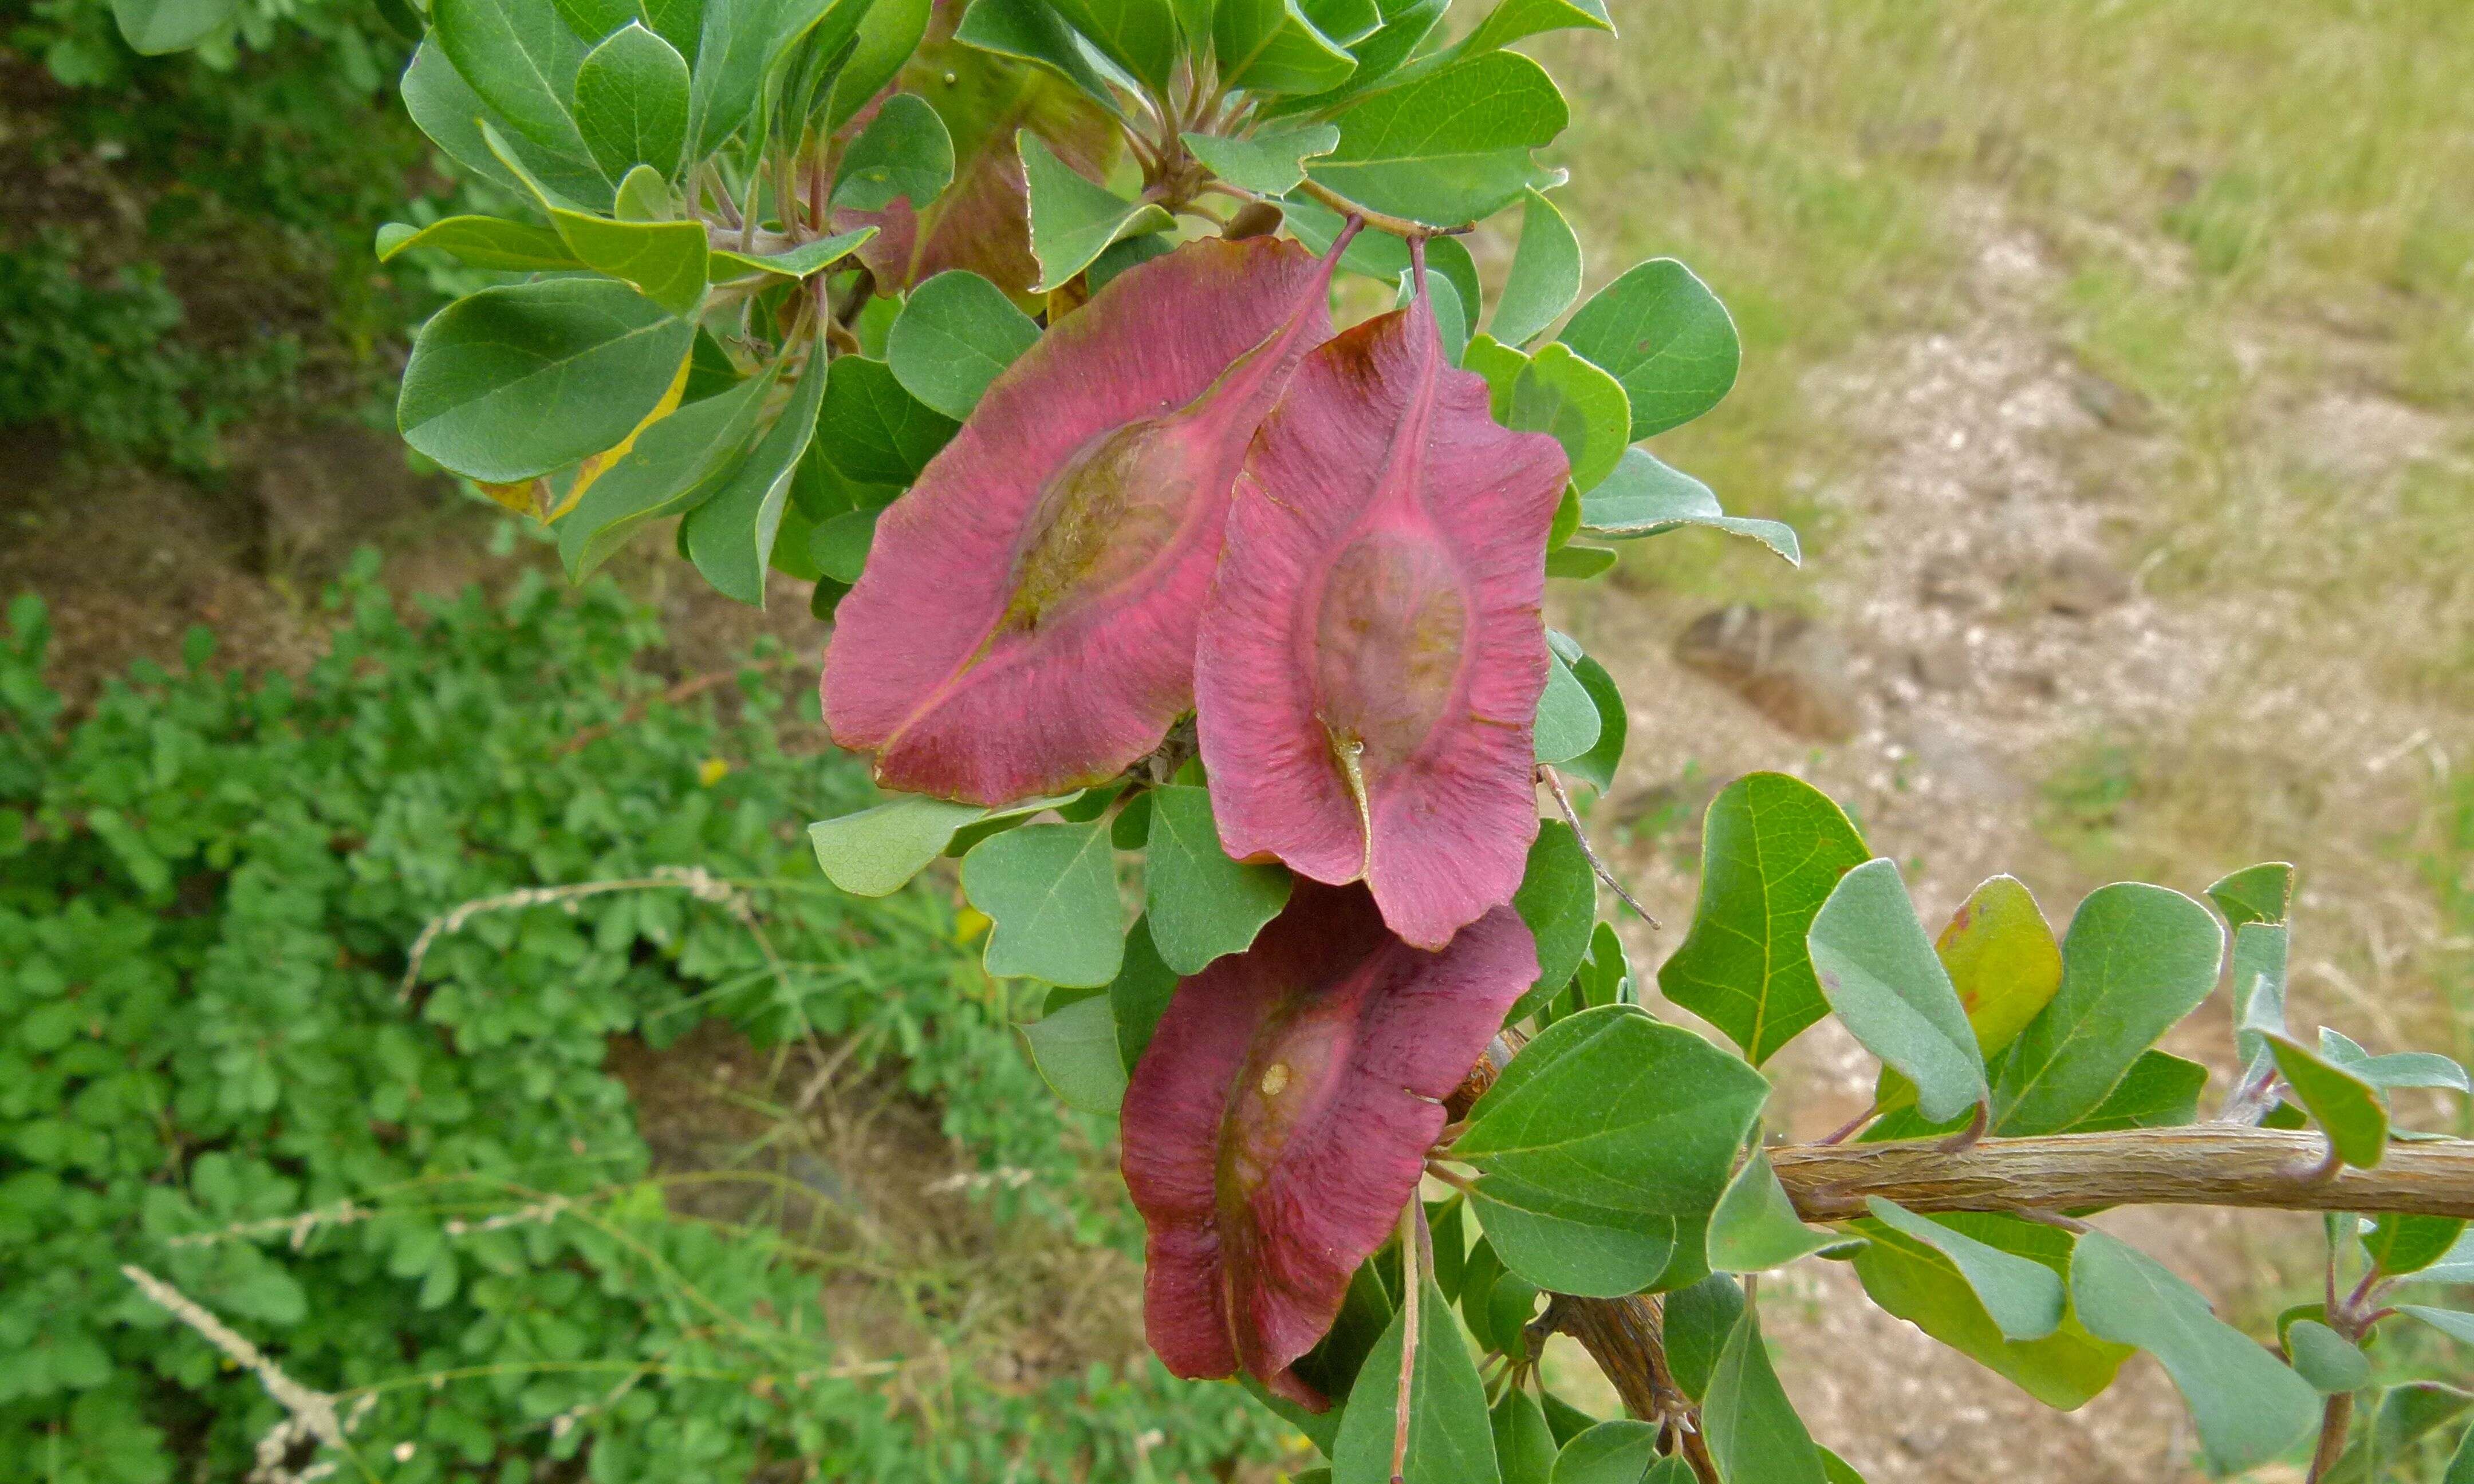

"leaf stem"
[1393,1198,1421,1484]
[2306,1392,2354,1483]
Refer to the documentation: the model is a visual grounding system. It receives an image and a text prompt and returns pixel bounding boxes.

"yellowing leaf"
[551,348,695,522]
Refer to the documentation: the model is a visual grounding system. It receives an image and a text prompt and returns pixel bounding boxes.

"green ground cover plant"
[0,567,1283,1481]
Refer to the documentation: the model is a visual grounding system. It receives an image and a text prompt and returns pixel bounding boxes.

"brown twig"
[556,653,812,756]
[1393,1199,1421,1484]
[1538,764,1660,928]
[1763,1127,2474,1221]
[1293,177,1472,242]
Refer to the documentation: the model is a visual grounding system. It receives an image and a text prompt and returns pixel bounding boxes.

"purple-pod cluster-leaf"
[822,235,1346,804]
[1195,278,1571,948]
[1120,881,1535,1407]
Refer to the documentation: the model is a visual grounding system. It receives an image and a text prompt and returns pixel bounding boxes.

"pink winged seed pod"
[822,234,1353,804]
[1120,881,1535,1407]
[1196,273,1571,949]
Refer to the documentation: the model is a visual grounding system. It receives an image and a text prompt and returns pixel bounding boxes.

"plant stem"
[1538,764,1660,928]
[1293,177,1471,242]
[1779,1127,2474,1219]
[2307,1391,2354,1482]
[1393,1199,1421,1484]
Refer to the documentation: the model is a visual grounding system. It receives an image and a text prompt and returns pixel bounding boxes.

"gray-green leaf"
[1534,645,1602,764]
[1863,1198,2062,1341]
[1701,1313,1827,1484]
[1181,123,1344,196]
[888,270,1043,420]
[1472,1172,1677,1298]
[112,0,236,54]
[1021,132,1176,292]
[832,93,956,212]
[2267,1032,2389,1169]
[960,819,1125,986]
[1579,448,1800,563]
[432,0,593,159]
[1489,188,1582,348]
[2284,1319,2371,1395]
[2069,1231,2318,1475]
[1557,258,1739,439]
[1547,1420,1659,1484]
[1809,859,1988,1124]
[682,352,829,605]
[1141,785,1291,974]
[1510,820,1594,1019]
[1022,991,1126,1112]
[809,793,989,896]
[1707,1150,1845,1273]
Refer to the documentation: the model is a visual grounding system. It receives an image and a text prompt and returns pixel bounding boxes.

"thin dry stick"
[1538,765,1659,929]
[397,866,739,999]
[124,1264,379,1483]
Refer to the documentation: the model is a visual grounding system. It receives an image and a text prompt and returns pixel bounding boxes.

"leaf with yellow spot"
[548,348,695,522]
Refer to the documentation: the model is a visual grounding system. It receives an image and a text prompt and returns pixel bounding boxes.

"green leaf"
[710,227,880,279]
[2207,860,2294,928]
[399,278,695,484]
[2366,1214,2467,1277]
[828,0,936,129]
[553,0,636,40]
[574,22,692,180]
[1046,0,1179,92]
[553,215,712,315]
[2399,1304,2474,1344]
[614,163,676,219]
[682,355,829,603]
[1331,1274,1501,1484]
[1707,1149,1845,1273]
[1863,1198,2061,1341]
[376,216,585,271]
[2319,1028,2472,1095]
[1817,1450,1867,1484]
[888,270,1043,419]
[1849,1211,2128,1408]
[2453,1423,2474,1484]
[2283,1319,2371,1395]
[2069,1230,2318,1474]
[560,363,781,574]
[1306,51,1568,227]
[2403,1227,2474,1285]
[1141,786,1291,974]
[1022,990,1126,1111]
[1490,1390,1556,1484]
[688,0,873,157]
[1989,882,2224,1136]
[1657,772,1871,1066]
[1547,1420,1660,1484]
[1021,132,1175,291]
[1299,0,1376,45]
[1539,1392,1601,1449]
[1458,0,1609,56]
[1216,0,1357,95]
[1702,1313,1827,1484]
[431,0,593,157]
[961,819,1124,986]
[2266,1032,2389,1168]
[1181,123,1343,196]
[2052,1049,2207,1133]
[1557,259,1739,439]
[833,93,958,211]
[1534,645,1602,765]
[809,793,990,895]
[1109,916,1177,1072]
[1490,188,1582,348]
[1544,545,1615,580]
[817,356,960,483]
[1510,820,1594,1019]
[811,506,881,582]
[1576,448,1799,563]
[1874,874,2062,1116]
[1454,1005,1770,1217]
[112,0,235,52]
[1472,1173,1676,1298]
[1547,637,1625,794]
[2228,920,2290,1070]
[1661,1274,1743,1403]
[1809,859,1988,1124]
[1503,343,1628,494]
[954,0,1124,111]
